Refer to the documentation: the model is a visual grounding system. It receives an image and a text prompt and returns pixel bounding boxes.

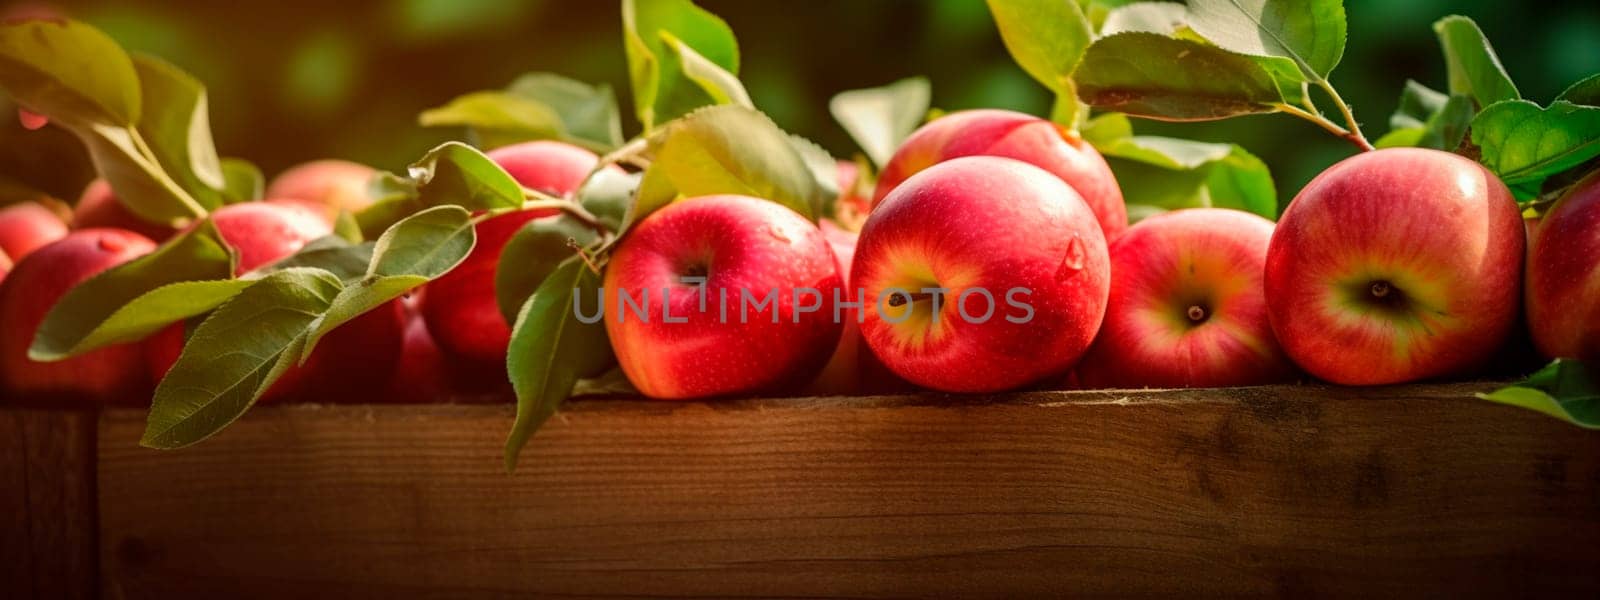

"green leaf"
[622,0,740,130]
[261,236,374,283]
[1556,73,1600,107]
[28,221,237,360]
[1382,81,1474,151]
[828,77,932,168]
[1100,2,1188,36]
[1075,32,1290,121]
[219,158,263,203]
[77,120,208,225]
[142,268,343,449]
[130,55,225,210]
[986,0,1093,126]
[1433,15,1519,108]
[504,258,613,470]
[1478,359,1600,429]
[638,105,829,223]
[0,19,140,126]
[495,215,601,324]
[418,91,564,148]
[1472,100,1600,187]
[661,31,752,109]
[1099,138,1276,218]
[410,142,526,210]
[787,134,841,218]
[354,172,423,239]
[1185,0,1347,80]
[506,72,624,150]
[1080,112,1134,146]
[302,206,475,357]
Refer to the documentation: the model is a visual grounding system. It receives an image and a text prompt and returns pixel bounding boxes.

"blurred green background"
[3,0,1597,207]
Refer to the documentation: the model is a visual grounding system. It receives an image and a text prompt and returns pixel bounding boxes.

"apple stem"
[1275,86,1374,154]
[568,239,604,274]
[519,198,609,235]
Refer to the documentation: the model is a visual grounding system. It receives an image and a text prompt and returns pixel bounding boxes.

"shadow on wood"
[72,383,1600,597]
[1,409,97,600]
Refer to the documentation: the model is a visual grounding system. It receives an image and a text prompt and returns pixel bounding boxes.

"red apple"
[0,228,156,404]
[853,156,1110,393]
[0,249,10,284]
[1076,208,1295,388]
[145,201,405,403]
[1264,148,1523,385]
[604,195,844,399]
[805,220,864,395]
[0,200,68,261]
[419,140,616,387]
[872,109,1127,240]
[264,159,378,225]
[73,179,178,241]
[209,201,331,272]
[485,140,607,196]
[1526,169,1600,362]
[388,294,451,404]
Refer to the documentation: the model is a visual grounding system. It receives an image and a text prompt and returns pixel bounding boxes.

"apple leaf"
[419,91,564,148]
[142,267,343,449]
[1100,2,1189,36]
[219,158,263,203]
[301,206,475,358]
[260,236,375,283]
[986,0,1093,126]
[1556,73,1600,107]
[1087,115,1275,219]
[504,258,614,471]
[828,77,932,168]
[505,72,624,150]
[1378,80,1473,151]
[76,121,209,225]
[495,215,601,324]
[28,221,237,360]
[636,105,829,223]
[787,134,842,218]
[0,19,140,126]
[1478,359,1600,430]
[661,31,752,109]
[354,172,423,239]
[410,141,526,210]
[1185,0,1347,80]
[1433,15,1519,109]
[131,55,225,210]
[1471,100,1600,188]
[1075,32,1291,121]
[622,0,740,130]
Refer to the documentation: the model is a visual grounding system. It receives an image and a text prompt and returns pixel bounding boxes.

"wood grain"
[93,383,1600,598]
[1,409,98,600]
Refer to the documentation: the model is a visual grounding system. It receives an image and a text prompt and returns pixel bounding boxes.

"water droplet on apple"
[765,224,793,245]
[1057,233,1086,279]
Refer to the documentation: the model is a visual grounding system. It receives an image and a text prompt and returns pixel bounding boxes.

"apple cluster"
[1,107,1597,405]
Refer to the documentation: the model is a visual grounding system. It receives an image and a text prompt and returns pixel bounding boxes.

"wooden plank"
[96,384,1600,598]
[1,409,99,600]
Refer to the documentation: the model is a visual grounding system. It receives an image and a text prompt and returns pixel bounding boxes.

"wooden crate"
[6,382,1600,598]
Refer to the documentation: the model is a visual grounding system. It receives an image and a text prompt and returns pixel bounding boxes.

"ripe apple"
[1264,147,1523,385]
[145,201,405,403]
[1526,169,1600,362]
[73,179,178,241]
[419,140,617,388]
[0,200,68,261]
[604,195,844,399]
[853,156,1110,392]
[1076,208,1296,388]
[265,159,378,225]
[872,109,1127,240]
[0,249,10,284]
[0,228,156,404]
[388,295,451,404]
